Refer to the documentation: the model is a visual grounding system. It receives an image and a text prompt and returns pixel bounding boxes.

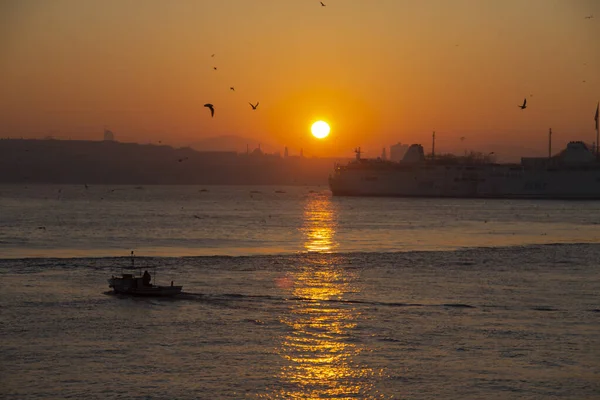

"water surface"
[1,185,599,399]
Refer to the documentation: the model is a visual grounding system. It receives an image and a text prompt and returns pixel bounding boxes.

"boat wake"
[128,291,589,313]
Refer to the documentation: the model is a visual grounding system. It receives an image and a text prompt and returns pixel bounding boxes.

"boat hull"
[108,278,183,297]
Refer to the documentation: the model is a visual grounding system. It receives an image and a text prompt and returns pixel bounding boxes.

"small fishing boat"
[108,252,183,296]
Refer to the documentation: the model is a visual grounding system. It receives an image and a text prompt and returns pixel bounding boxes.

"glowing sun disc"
[311,121,330,139]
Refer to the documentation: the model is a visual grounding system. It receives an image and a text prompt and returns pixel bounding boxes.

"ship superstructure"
[329,142,600,199]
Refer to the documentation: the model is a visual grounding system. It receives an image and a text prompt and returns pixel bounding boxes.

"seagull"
[320,1,326,6]
[204,103,215,117]
[249,102,259,110]
[518,98,527,109]
[230,87,235,91]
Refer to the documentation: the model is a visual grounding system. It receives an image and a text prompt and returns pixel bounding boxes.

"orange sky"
[1,0,599,158]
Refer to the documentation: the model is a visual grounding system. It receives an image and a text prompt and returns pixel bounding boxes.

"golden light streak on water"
[264,194,384,399]
[300,194,338,253]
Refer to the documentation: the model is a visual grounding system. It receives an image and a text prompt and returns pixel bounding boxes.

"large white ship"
[329,141,600,199]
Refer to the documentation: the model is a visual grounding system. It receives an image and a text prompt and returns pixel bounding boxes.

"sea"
[0,184,599,399]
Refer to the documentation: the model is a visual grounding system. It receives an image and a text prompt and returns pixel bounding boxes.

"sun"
[311,121,330,139]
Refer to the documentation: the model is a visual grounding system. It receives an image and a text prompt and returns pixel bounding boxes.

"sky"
[0,0,599,158]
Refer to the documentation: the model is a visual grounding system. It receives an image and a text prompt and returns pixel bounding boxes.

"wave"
[2,242,600,262]
[98,291,600,315]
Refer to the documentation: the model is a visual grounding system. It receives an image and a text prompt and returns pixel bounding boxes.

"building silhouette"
[103,129,115,141]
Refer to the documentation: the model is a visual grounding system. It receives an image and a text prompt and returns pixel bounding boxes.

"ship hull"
[330,190,600,200]
[329,165,600,200]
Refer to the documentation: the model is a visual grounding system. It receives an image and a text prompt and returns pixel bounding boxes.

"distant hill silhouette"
[188,135,278,154]
[0,139,340,185]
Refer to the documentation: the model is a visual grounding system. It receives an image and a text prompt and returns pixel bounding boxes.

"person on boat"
[142,270,151,287]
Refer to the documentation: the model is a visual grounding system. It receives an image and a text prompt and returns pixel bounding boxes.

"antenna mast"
[548,128,552,158]
[432,131,436,161]
[354,147,361,161]
[596,101,599,160]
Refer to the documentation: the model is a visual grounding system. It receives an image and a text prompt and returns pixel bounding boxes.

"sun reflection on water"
[300,194,338,253]
[265,194,382,399]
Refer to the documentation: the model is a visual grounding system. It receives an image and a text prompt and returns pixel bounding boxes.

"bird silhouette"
[460,136,466,141]
[584,15,593,19]
[178,157,188,163]
[213,67,217,70]
[518,98,527,109]
[230,87,235,91]
[211,53,215,57]
[249,102,259,110]
[320,1,326,6]
[204,103,215,117]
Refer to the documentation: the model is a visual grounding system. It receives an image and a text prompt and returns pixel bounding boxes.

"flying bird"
[213,67,217,70]
[584,15,593,19]
[230,87,235,91]
[460,136,466,142]
[249,102,259,110]
[178,157,188,163]
[211,53,215,57]
[518,98,527,109]
[320,1,326,6]
[204,103,215,117]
